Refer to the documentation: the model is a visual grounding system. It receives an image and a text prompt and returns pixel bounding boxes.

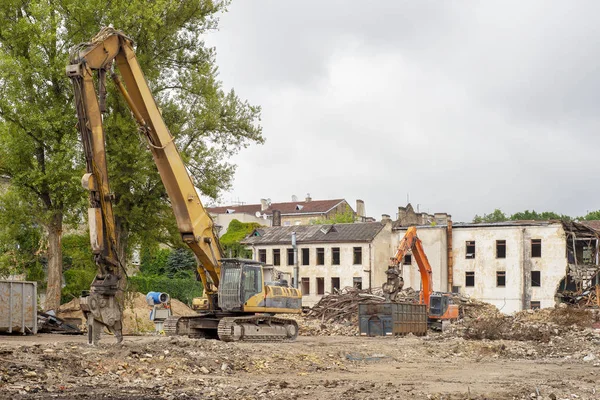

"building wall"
[391,227,448,293]
[211,213,270,237]
[452,224,566,313]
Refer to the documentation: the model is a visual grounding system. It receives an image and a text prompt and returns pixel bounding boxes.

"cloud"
[207,1,600,221]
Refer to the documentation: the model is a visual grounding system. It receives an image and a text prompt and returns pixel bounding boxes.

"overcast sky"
[206,1,600,222]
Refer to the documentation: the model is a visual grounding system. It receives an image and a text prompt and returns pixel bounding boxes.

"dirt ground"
[0,328,598,400]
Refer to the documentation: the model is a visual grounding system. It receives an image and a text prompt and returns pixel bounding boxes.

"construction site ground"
[1,327,599,400]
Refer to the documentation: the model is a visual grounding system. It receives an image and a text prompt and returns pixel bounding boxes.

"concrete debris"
[306,286,385,324]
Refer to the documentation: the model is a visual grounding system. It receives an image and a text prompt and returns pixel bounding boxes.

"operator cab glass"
[218,259,264,311]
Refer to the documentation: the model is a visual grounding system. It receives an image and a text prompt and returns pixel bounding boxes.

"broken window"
[496,271,506,287]
[353,277,362,290]
[465,271,475,287]
[496,240,506,259]
[316,248,325,265]
[258,249,266,263]
[403,254,412,264]
[466,241,476,259]
[301,277,310,295]
[353,247,362,265]
[316,277,325,295]
[272,249,280,266]
[331,277,340,292]
[302,248,310,266]
[531,239,542,258]
[531,271,541,287]
[530,301,541,310]
[332,247,340,265]
[287,248,294,266]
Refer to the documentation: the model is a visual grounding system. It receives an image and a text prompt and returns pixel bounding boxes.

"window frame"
[531,270,541,287]
[496,240,506,259]
[301,277,310,296]
[531,239,542,258]
[496,271,506,287]
[287,248,294,266]
[258,249,267,264]
[301,248,310,266]
[465,271,475,287]
[316,248,325,265]
[353,247,362,265]
[466,241,476,259]
[332,247,340,265]
[272,249,280,266]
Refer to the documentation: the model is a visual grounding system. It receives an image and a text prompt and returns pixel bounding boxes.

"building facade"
[241,221,392,307]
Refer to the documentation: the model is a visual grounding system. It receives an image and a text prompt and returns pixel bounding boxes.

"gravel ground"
[0,328,598,400]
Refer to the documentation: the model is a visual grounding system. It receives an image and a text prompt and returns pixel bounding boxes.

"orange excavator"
[385,226,459,328]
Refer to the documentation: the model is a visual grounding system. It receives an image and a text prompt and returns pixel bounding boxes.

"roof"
[241,222,385,245]
[207,199,348,216]
[579,221,600,233]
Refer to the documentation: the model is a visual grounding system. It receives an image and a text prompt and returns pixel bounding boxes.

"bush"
[128,274,203,305]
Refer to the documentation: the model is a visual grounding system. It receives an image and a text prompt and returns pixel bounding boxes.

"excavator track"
[163,316,186,337]
[218,316,299,342]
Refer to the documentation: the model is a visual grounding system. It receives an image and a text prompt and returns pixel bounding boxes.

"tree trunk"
[44,212,63,311]
[115,216,129,303]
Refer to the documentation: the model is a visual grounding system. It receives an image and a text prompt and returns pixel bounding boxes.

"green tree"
[472,209,508,223]
[0,1,263,309]
[220,219,262,258]
[580,210,600,220]
[510,210,570,221]
[310,205,357,225]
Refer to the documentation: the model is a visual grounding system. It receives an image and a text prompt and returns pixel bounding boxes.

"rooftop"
[241,222,385,245]
[207,199,347,216]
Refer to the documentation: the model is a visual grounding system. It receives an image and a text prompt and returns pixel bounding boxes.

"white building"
[241,221,392,307]
[395,220,598,314]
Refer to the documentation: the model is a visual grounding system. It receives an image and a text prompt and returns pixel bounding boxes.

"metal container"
[0,280,38,334]
[358,302,427,337]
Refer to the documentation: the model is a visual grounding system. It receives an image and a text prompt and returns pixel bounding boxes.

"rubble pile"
[462,306,599,342]
[305,287,385,323]
[57,292,196,335]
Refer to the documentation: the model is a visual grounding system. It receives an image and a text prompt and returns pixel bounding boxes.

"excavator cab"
[428,292,459,329]
[218,259,264,312]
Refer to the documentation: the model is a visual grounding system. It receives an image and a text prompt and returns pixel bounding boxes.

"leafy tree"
[510,210,570,221]
[580,210,600,220]
[165,248,197,278]
[220,219,262,258]
[0,1,263,309]
[472,209,571,223]
[472,209,508,223]
[310,205,357,225]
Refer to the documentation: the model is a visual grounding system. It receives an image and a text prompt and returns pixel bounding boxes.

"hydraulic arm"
[67,27,223,343]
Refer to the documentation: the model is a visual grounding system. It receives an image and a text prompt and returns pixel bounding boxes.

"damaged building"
[395,212,600,313]
[241,201,600,313]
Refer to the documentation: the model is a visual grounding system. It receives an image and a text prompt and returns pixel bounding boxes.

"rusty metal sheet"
[0,281,37,334]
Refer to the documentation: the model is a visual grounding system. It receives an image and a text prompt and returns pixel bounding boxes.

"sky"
[206,1,600,222]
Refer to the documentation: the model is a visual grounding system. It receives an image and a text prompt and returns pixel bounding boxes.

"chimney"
[397,206,406,222]
[381,214,391,223]
[356,199,365,218]
[434,213,448,225]
[272,210,281,227]
[260,198,268,211]
[305,193,312,202]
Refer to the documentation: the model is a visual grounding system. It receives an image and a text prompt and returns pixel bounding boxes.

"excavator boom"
[67,28,222,343]
[67,28,301,344]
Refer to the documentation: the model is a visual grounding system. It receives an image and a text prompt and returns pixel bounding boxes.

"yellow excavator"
[66,27,301,344]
